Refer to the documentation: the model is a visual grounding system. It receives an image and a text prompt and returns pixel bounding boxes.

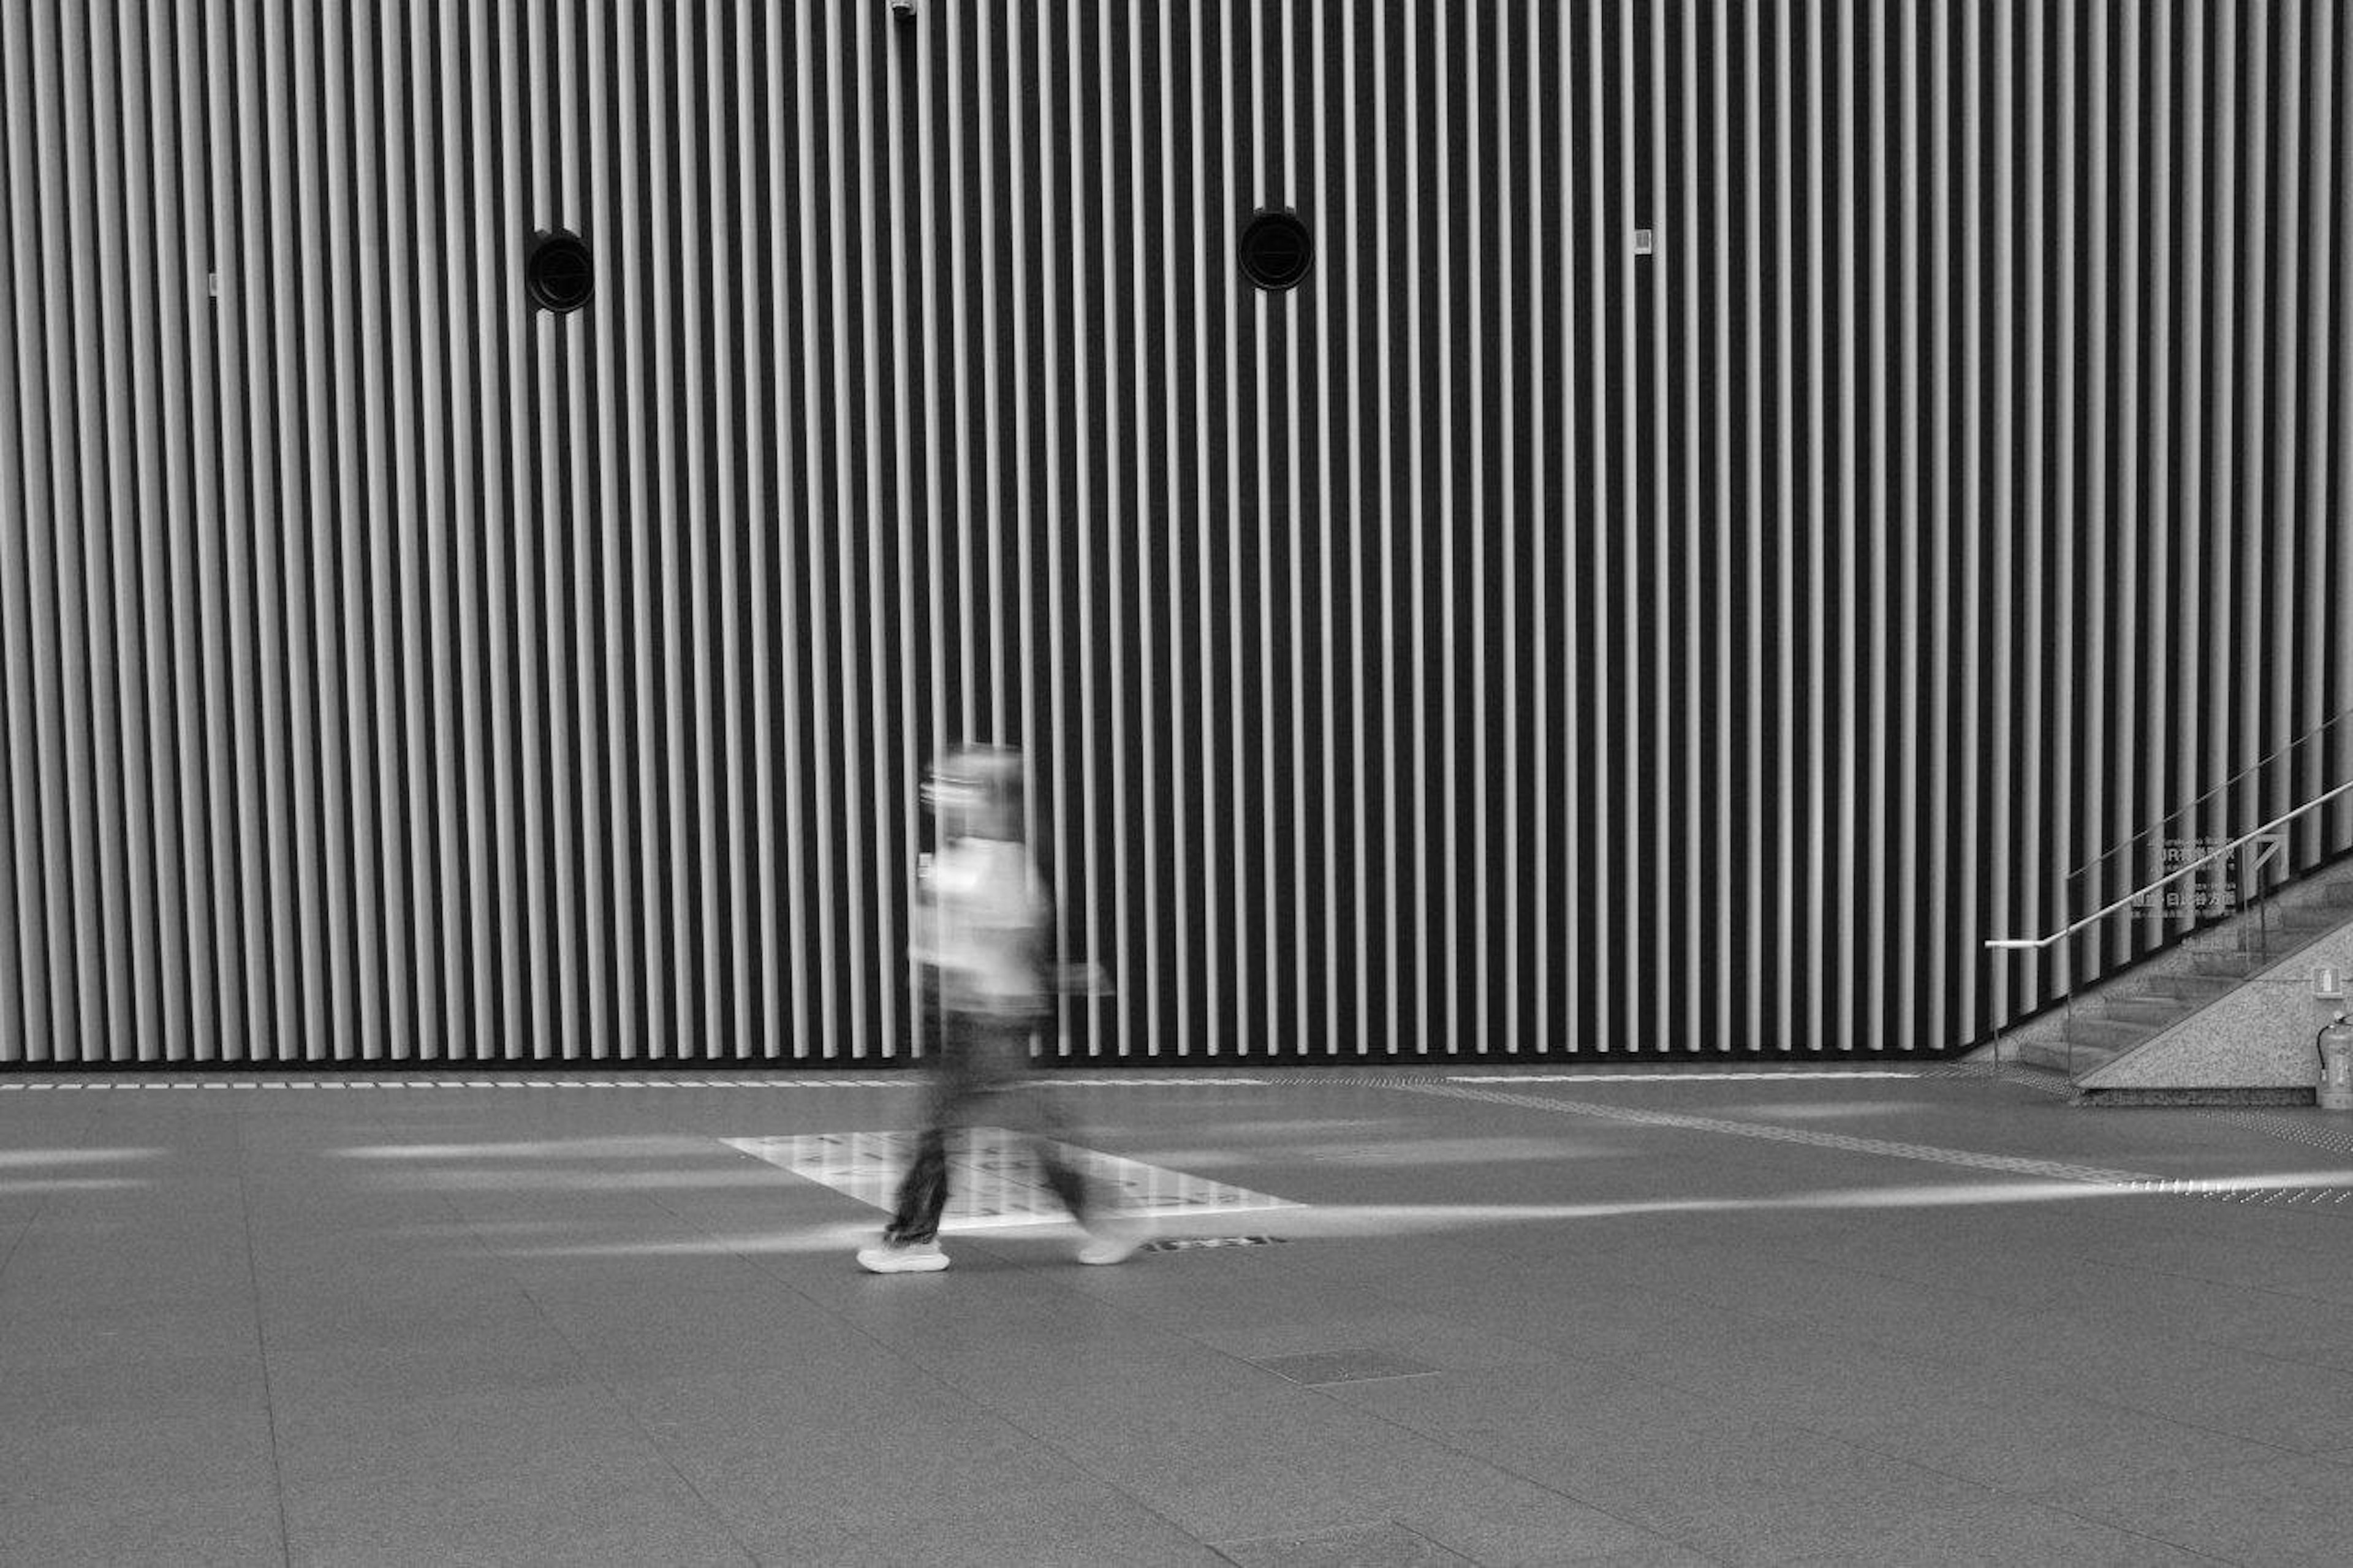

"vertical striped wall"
[2,1,2349,1067]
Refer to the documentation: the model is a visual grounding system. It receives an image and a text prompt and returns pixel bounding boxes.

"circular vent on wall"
[526,229,594,313]
[1239,209,1311,290]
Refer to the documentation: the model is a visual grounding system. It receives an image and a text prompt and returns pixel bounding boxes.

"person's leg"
[989,1034,1142,1264]
[880,1126,952,1245]
[862,1002,979,1271]
[882,1013,978,1244]
[1010,1078,1097,1226]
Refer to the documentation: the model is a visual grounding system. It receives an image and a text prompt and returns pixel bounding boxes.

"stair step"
[2063,1017,2159,1049]
[2189,952,2270,979]
[2105,997,2188,1027]
[2015,1038,2121,1075]
[2274,910,2350,933]
[2142,973,2241,1001]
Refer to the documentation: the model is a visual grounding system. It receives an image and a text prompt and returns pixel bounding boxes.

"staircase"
[2010,861,2353,1077]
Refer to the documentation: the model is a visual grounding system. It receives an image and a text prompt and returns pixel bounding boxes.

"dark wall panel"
[2,1,2349,1066]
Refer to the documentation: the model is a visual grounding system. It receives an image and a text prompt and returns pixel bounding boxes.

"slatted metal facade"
[2,1,2349,1067]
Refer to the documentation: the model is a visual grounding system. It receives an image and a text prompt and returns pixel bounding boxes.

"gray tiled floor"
[5,1064,2353,1566]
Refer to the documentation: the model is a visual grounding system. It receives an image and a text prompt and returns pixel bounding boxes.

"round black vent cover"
[1239,209,1311,290]
[526,229,594,313]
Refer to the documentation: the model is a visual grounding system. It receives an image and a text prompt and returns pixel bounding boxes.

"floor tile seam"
[499,1276,765,1566]
[1795,1490,2253,1567]
[1588,1361,2273,1561]
[1048,1230,1656,1405]
[1205,1518,1486,1567]
[1196,1241,2017,1423]
[1302,1376,2015,1566]
[1757,1246,2353,1436]
[1986,1486,2278,1566]
[0,1104,110,1291]
[1383,1078,2172,1187]
[757,1320,1241,1557]
[1065,1239,1586,1373]
[2056,1248,2353,1317]
[414,1178,770,1566]
[1266,1377,1746,1564]
[601,1149,1253,1553]
[1656,1271,2353,1450]
[836,1225,1701,1551]
[1768,1241,2317,1354]
[1487,1244,2353,1481]
[233,1115,296,1568]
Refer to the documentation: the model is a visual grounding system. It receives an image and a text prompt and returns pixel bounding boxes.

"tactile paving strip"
[2200,1109,2353,1157]
[2112,1178,2353,1206]
[1914,1062,2080,1098]
[722,1128,1301,1232]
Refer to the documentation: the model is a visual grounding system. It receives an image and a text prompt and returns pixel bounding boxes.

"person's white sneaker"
[1075,1221,1143,1267]
[856,1237,950,1274]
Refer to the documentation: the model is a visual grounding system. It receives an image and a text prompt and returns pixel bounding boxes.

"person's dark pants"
[882,1004,1098,1246]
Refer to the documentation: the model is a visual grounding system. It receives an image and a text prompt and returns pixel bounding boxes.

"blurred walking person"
[857,744,1140,1274]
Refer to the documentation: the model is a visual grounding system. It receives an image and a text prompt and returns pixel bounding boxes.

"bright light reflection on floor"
[1449,1071,1920,1083]
[724,1129,1301,1231]
[493,1178,2153,1262]
[1293,1137,1609,1166]
[336,1137,702,1161]
[0,1148,164,1169]
[0,1178,150,1195]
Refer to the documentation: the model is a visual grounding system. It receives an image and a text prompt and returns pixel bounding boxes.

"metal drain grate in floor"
[1252,1349,1441,1385]
[1141,1235,1289,1253]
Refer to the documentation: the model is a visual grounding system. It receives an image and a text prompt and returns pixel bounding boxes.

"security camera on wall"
[889,0,917,18]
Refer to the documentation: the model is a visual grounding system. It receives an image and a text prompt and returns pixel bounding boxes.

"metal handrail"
[2059,704,2353,886]
[1987,775,2353,952]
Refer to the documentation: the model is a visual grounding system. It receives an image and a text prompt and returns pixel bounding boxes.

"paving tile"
[792,1479,1226,1568]
[1773,1494,2227,1567]
[282,1461,754,1568]
[0,1348,268,1428]
[262,1334,598,1411]
[2033,1453,2353,1565]
[1528,1549,1721,1568]
[1250,1348,1442,1385]
[1384,1477,1710,1568]
[0,1403,276,1507]
[270,1382,659,1491]
[640,1397,1086,1534]
[0,1482,284,1568]
[0,1300,260,1366]
[1836,1381,2298,1500]
[2017,1340,2353,1455]
[1212,1520,1473,1567]
[1031,1382,1694,1550]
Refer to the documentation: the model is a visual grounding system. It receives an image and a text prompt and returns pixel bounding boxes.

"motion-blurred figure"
[856,744,1139,1273]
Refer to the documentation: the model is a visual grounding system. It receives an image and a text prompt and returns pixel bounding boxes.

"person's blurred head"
[922,744,1025,841]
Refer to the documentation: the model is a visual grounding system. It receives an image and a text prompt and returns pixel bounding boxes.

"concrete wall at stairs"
[2080,918,2353,1091]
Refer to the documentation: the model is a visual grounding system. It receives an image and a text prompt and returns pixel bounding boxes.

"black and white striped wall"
[3,1,2349,1067]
